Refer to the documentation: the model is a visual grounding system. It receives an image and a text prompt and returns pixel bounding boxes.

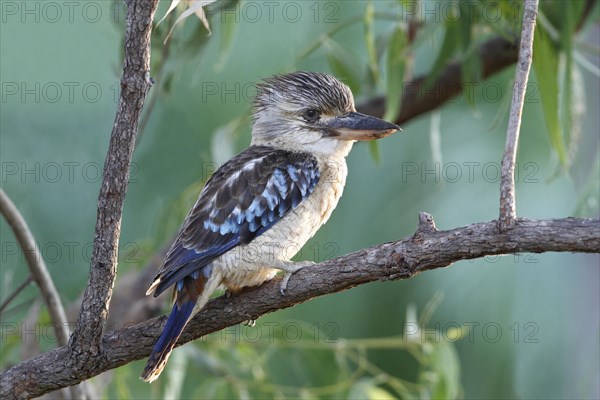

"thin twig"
[498,0,539,230]
[0,189,86,399]
[0,189,69,346]
[0,275,33,316]
[136,11,175,145]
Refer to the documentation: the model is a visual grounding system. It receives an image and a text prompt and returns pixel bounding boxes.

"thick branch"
[499,0,539,230]
[2,216,598,399]
[68,0,159,363]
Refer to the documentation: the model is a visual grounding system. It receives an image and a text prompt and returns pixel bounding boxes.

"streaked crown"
[254,71,355,116]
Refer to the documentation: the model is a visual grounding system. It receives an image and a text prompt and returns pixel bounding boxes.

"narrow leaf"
[428,341,462,399]
[533,25,568,165]
[458,0,479,106]
[215,8,238,71]
[425,21,459,90]
[164,0,217,43]
[559,1,575,164]
[157,0,181,25]
[384,25,407,123]
[364,1,379,84]
[324,38,362,95]
[368,141,381,164]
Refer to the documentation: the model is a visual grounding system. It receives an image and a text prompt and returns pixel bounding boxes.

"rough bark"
[1,216,598,399]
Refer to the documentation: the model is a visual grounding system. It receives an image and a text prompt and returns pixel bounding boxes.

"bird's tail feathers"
[141,273,207,382]
[140,299,195,382]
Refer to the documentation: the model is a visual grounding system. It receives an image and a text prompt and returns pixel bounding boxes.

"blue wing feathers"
[151,146,320,297]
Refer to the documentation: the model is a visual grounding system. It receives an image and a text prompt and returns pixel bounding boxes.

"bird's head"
[251,71,400,156]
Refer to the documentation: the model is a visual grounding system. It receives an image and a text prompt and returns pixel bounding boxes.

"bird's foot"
[244,319,256,327]
[278,261,316,295]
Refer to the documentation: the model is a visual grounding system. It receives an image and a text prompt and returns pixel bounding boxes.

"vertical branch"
[0,189,70,346]
[69,0,159,361]
[499,0,539,230]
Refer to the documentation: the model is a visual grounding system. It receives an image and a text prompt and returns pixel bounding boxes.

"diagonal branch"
[499,0,539,230]
[0,275,33,316]
[357,0,594,126]
[2,215,598,399]
[0,189,90,400]
[0,189,69,346]
[357,36,519,124]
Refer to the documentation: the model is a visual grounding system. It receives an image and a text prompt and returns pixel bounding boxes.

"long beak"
[324,112,401,141]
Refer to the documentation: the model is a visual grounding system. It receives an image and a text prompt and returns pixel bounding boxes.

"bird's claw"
[279,273,293,295]
[279,261,316,295]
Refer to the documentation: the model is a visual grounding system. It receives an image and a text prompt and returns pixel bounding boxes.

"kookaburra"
[141,71,400,382]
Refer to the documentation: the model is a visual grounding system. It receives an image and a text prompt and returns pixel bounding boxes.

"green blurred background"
[1,0,598,398]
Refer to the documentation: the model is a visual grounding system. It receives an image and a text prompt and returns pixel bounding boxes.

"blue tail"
[141,300,195,382]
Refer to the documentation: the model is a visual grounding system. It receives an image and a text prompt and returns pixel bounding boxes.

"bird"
[141,71,400,382]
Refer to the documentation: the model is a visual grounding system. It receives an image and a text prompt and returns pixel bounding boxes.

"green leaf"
[364,1,380,84]
[425,21,459,90]
[457,0,474,50]
[533,25,568,166]
[427,341,462,399]
[574,155,600,217]
[214,8,238,71]
[457,0,481,106]
[349,378,397,400]
[324,38,362,95]
[384,25,407,123]
[559,1,576,163]
[368,141,381,164]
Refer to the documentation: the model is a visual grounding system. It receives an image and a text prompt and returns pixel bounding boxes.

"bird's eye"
[302,109,320,123]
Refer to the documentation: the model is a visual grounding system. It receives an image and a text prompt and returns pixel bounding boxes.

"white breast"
[215,154,348,290]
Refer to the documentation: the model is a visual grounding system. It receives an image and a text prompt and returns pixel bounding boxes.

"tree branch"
[0,275,32,316]
[357,0,595,125]
[356,36,519,123]
[68,0,159,362]
[0,189,69,346]
[0,189,89,400]
[499,0,539,230]
[2,216,598,399]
